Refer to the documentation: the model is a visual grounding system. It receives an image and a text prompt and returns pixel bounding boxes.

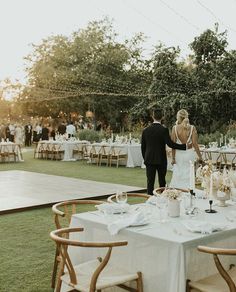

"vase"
[215,190,230,207]
[168,199,180,217]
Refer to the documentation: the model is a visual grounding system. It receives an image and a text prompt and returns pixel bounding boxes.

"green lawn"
[0,149,173,292]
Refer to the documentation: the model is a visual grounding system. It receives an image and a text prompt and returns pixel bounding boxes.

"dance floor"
[0,170,142,213]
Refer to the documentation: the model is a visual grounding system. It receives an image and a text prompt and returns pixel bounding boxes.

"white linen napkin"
[146,196,157,205]
[107,212,148,235]
[182,220,226,234]
[96,202,130,214]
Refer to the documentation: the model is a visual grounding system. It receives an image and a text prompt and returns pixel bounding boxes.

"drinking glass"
[155,195,168,223]
[116,191,127,204]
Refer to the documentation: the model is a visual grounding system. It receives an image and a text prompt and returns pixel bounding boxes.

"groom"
[141,109,189,195]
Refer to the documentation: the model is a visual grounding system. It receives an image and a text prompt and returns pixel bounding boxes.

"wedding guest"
[41,124,49,140]
[0,123,6,141]
[58,122,66,135]
[24,123,32,146]
[14,124,24,145]
[35,124,42,141]
[5,124,10,141]
[66,121,76,138]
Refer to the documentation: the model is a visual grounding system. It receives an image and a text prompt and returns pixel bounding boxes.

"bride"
[169,109,202,189]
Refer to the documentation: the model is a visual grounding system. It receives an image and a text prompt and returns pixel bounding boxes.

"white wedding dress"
[169,125,195,189]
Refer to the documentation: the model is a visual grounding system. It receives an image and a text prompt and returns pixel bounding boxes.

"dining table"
[35,140,89,161]
[87,142,144,168]
[67,194,236,292]
[0,142,23,162]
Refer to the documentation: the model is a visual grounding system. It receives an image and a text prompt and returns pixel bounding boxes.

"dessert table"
[67,197,236,292]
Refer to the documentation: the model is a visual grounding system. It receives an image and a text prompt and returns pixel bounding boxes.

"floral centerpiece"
[196,161,213,197]
[161,188,182,200]
[214,168,232,206]
[154,188,182,217]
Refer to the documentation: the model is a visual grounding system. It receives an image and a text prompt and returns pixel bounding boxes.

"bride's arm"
[192,126,203,161]
[171,127,176,164]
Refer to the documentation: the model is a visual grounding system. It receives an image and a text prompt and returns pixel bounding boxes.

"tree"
[19,18,151,130]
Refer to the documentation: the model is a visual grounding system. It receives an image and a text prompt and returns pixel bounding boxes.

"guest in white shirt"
[66,121,76,138]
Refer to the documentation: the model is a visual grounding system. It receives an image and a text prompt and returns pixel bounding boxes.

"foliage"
[78,129,104,142]
[19,18,151,128]
[14,22,236,134]
[142,25,236,133]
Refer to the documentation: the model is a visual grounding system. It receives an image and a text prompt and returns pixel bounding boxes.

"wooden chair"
[73,143,86,160]
[50,227,143,292]
[109,146,128,168]
[99,145,111,166]
[0,145,10,162]
[51,144,64,160]
[204,150,222,169]
[89,145,100,165]
[186,245,236,292]
[107,193,150,204]
[8,144,19,162]
[51,199,104,289]
[221,152,236,170]
[36,142,48,159]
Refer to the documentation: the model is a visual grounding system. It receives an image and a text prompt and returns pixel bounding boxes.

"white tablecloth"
[0,142,23,162]
[88,143,144,168]
[68,199,236,292]
[36,140,89,161]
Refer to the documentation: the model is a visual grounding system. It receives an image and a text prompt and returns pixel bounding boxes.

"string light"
[18,88,236,103]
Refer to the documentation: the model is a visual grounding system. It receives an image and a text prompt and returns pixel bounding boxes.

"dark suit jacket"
[141,123,186,165]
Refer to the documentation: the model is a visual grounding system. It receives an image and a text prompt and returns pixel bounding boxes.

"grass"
[0,148,173,292]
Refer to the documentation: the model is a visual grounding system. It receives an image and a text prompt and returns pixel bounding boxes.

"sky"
[0,0,236,83]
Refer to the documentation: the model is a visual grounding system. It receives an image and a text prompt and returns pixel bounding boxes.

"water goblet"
[155,195,168,223]
[116,191,127,205]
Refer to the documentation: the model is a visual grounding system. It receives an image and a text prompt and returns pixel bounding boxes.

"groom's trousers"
[145,163,167,195]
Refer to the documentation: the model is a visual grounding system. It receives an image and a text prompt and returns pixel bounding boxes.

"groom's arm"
[164,128,186,150]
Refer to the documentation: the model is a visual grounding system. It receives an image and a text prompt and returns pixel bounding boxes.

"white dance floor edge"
[0,170,142,213]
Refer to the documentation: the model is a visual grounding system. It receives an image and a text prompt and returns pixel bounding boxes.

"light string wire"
[158,0,200,31]
[18,88,236,103]
[196,0,236,34]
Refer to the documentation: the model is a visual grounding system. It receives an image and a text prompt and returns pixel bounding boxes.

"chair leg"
[186,279,191,292]
[51,247,60,288]
[137,272,143,292]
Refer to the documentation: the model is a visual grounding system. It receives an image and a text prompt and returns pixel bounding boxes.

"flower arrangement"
[161,188,182,200]
[196,161,213,179]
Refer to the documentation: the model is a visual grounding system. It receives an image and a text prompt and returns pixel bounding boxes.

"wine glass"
[116,191,127,205]
[155,195,168,223]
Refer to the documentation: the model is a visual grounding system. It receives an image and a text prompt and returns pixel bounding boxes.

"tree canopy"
[17,20,236,133]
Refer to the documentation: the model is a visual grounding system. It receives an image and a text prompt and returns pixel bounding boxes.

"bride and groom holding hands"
[141,108,203,195]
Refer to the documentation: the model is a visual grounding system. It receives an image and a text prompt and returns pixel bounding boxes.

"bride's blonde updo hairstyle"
[176,109,190,129]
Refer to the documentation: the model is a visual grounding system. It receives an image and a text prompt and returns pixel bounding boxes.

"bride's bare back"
[171,124,202,161]
[174,124,193,144]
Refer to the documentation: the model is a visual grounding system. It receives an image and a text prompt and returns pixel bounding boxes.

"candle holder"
[205,200,217,213]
